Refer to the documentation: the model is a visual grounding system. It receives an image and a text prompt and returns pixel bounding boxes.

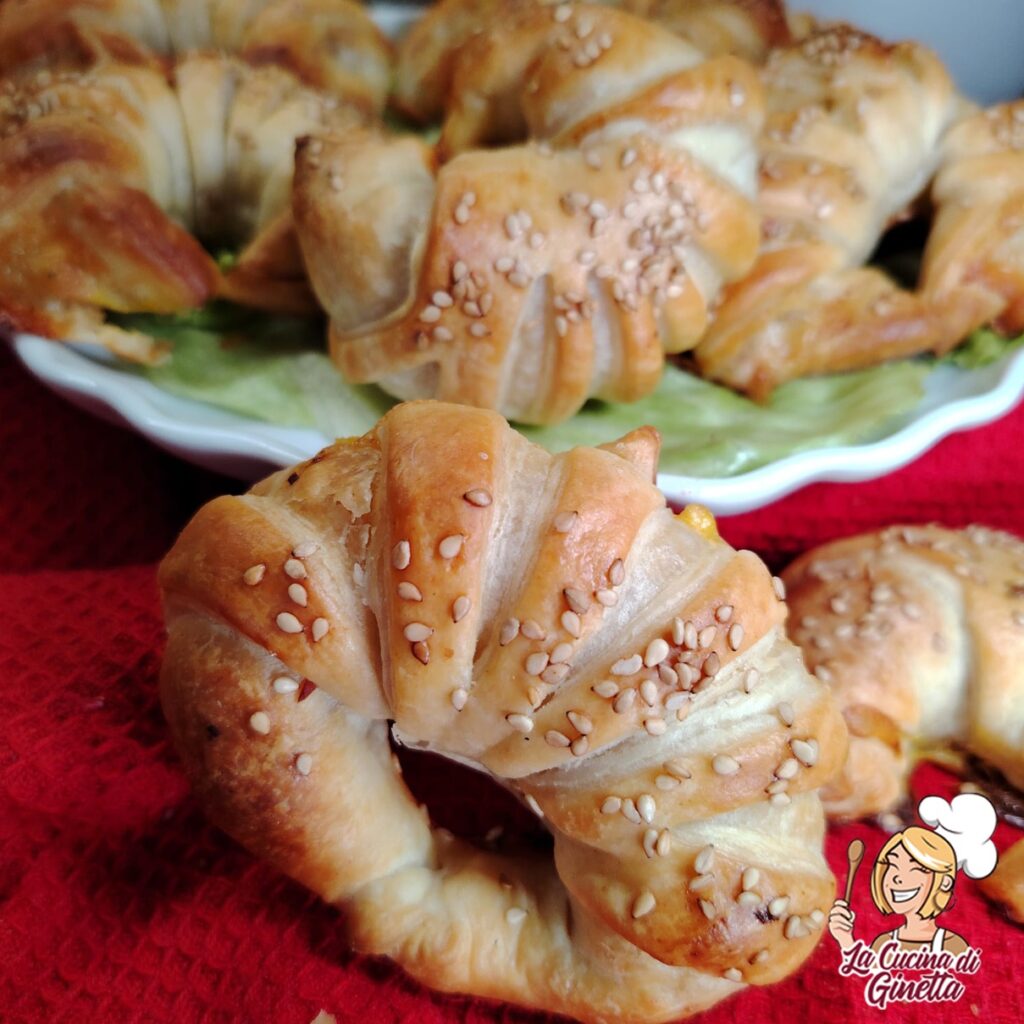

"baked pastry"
[159,400,847,1023]
[294,16,764,424]
[920,100,1024,348]
[394,0,789,126]
[694,26,964,398]
[781,524,1024,820]
[0,0,392,115]
[980,839,1024,925]
[0,57,362,360]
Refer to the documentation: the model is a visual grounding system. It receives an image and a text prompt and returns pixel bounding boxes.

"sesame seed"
[542,664,569,685]
[655,774,680,790]
[772,577,786,600]
[464,489,492,507]
[500,618,520,645]
[609,559,625,586]
[767,780,789,795]
[664,692,689,712]
[644,718,666,736]
[778,702,795,726]
[521,619,546,641]
[432,290,453,308]
[810,909,825,926]
[612,654,643,676]
[570,735,589,756]
[703,653,720,676]
[644,638,670,667]
[656,830,671,856]
[243,564,266,585]
[506,907,527,925]
[791,738,819,766]
[439,535,464,559]
[451,687,468,711]
[643,828,658,858]
[636,679,656,708]
[738,891,761,908]
[392,541,411,570]
[592,680,618,699]
[632,891,656,918]
[698,625,716,648]
[561,610,582,637]
[295,753,313,775]
[716,605,734,623]
[658,665,679,687]
[525,794,543,816]
[249,712,271,735]
[637,794,656,823]
[404,622,433,643]
[525,651,549,675]
[288,583,308,607]
[728,624,744,650]
[713,754,740,776]
[777,757,800,780]
[771,792,791,807]
[470,323,490,338]
[690,874,714,893]
[699,899,717,920]
[620,147,637,168]
[553,511,578,533]
[724,967,742,982]
[311,618,329,642]
[453,205,469,225]
[506,713,534,734]
[398,582,422,602]
[283,558,306,580]
[754,949,770,963]
[613,688,636,713]
[452,595,472,623]
[621,799,642,824]
[742,868,760,891]
[554,3,571,21]
[684,622,698,649]
[550,642,573,664]
[784,916,805,940]
[546,730,571,747]
[769,896,790,919]
[601,796,622,814]
[276,612,303,634]
[596,589,617,607]
[452,260,468,281]
[273,677,298,694]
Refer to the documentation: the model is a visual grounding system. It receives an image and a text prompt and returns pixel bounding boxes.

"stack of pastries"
[1,0,1023,422]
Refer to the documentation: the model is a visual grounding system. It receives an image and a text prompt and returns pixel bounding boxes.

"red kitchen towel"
[2,342,1022,1024]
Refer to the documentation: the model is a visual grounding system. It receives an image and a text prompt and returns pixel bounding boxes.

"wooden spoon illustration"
[845,838,866,903]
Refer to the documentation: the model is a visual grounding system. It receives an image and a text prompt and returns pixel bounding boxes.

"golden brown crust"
[980,839,1024,925]
[782,524,1024,820]
[160,400,847,1021]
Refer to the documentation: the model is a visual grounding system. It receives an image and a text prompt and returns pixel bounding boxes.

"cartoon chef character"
[829,793,998,955]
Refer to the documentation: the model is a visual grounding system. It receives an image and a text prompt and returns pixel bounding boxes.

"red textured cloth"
[1,340,1022,1024]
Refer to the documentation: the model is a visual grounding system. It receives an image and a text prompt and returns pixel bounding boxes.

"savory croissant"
[0,58,361,359]
[294,12,764,424]
[394,0,789,126]
[980,839,1024,925]
[920,100,1024,348]
[0,0,392,115]
[694,26,964,398]
[781,524,1024,821]
[159,400,847,1023]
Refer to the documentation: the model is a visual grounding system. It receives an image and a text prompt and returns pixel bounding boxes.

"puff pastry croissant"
[294,11,764,423]
[160,401,847,1023]
[782,524,1024,821]
[0,58,361,360]
[694,26,964,398]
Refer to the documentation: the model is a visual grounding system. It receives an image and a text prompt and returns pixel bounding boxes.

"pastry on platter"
[159,400,847,1023]
[294,8,764,423]
[694,26,965,398]
[782,524,1024,820]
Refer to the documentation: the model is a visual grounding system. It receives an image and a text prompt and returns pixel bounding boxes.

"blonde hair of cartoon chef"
[870,827,957,918]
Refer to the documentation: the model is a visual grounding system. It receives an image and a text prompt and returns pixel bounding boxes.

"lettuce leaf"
[114,303,1020,479]
[938,327,1024,370]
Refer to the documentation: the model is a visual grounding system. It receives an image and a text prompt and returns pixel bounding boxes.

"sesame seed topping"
[791,738,819,766]
[777,757,800,780]
[771,792,791,807]
[611,654,643,676]
[542,663,569,685]
[452,595,472,623]
[550,642,573,664]
[249,712,271,735]
[398,581,422,602]
[276,612,303,634]
[500,618,520,645]
[273,677,298,694]
[639,679,658,707]
[690,874,714,893]
[243,564,266,586]
[724,967,742,982]
[632,891,656,919]
[464,489,492,507]
[283,558,306,580]
[561,610,582,637]
[592,680,618,698]
[404,622,433,643]
[506,907,527,925]
[784,916,805,940]
[570,735,589,756]
[728,623,744,650]
[713,754,740,776]
[546,729,571,747]
[637,794,656,823]
[644,717,667,736]
[684,622,699,650]
[699,899,717,920]
[564,588,590,615]
[507,713,534,734]
[609,559,625,586]
[294,541,318,558]
[438,535,464,559]
[704,653,720,676]
[613,688,636,713]
[432,290,453,308]
[451,687,468,711]
[596,589,617,607]
[525,651,550,675]
[567,710,593,734]
[769,896,790,919]
[655,774,680,790]
[742,868,760,891]
[295,753,313,776]
[601,796,622,814]
[778,702,795,726]
[698,625,716,649]
[553,511,578,533]
[621,799,642,824]
[311,618,329,642]
[392,541,411,570]
[716,605,734,623]
[288,583,308,607]
[772,576,786,600]
[521,619,545,641]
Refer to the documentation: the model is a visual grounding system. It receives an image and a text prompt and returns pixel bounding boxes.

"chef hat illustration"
[918,793,998,879]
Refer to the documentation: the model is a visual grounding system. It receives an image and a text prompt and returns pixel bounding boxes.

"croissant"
[781,524,1024,821]
[158,400,847,1023]
[394,0,789,126]
[0,0,392,115]
[980,839,1024,925]
[294,17,764,424]
[0,57,362,360]
[919,100,1024,347]
[693,26,964,398]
